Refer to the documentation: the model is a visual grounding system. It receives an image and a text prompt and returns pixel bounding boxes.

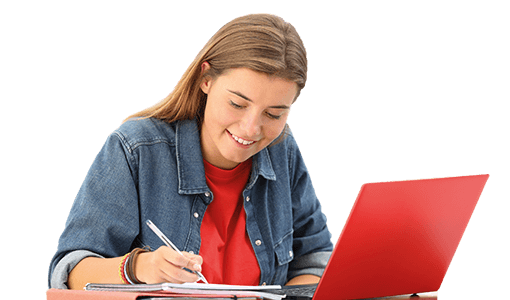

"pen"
[146,219,209,284]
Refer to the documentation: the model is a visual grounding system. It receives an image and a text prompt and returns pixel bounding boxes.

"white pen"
[146,219,209,284]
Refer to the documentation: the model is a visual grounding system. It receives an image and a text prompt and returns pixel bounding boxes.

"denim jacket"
[48,118,333,288]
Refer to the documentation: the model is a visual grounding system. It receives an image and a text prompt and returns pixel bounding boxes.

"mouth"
[227,130,256,146]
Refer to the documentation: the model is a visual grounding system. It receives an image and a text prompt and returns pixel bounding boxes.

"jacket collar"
[175,119,276,195]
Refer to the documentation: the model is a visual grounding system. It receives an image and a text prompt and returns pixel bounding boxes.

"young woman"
[48,13,333,290]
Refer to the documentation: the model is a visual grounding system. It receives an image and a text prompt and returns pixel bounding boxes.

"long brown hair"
[126,14,307,124]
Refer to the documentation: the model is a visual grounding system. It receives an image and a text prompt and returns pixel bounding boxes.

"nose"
[239,111,262,138]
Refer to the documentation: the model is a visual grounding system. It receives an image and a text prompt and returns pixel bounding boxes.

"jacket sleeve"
[286,136,333,280]
[48,132,140,288]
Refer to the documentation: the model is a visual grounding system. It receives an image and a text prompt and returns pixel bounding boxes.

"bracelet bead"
[118,253,130,284]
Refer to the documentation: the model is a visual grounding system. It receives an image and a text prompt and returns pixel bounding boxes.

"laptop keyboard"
[264,284,317,299]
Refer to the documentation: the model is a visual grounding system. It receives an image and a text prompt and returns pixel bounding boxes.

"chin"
[221,151,255,166]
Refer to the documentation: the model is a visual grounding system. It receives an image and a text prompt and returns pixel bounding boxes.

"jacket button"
[246,196,250,202]
[289,250,293,257]
[255,240,262,246]
[194,212,199,218]
[205,192,211,197]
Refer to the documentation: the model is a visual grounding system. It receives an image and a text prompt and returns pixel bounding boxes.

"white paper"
[174,282,281,291]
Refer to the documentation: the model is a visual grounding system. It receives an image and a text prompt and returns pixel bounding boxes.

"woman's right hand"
[134,246,204,284]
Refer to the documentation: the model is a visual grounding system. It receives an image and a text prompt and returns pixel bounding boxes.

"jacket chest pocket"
[271,232,294,285]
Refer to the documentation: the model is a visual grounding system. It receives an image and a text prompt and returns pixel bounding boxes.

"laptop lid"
[313,174,489,300]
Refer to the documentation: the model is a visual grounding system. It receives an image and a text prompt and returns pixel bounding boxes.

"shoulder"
[113,118,178,152]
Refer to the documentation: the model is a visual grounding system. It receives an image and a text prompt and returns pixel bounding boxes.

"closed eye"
[265,112,281,120]
[230,100,283,120]
[229,100,244,109]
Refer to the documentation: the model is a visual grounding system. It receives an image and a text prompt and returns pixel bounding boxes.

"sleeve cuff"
[50,250,104,289]
[288,251,332,280]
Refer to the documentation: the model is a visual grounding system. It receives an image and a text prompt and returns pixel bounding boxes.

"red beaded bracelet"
[119,253,130,284]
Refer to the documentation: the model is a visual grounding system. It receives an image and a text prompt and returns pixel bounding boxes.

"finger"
[162,248,193,268]
[182,252,204,265]
[156,246,183,263]
[161,248,202,273]
[160,262,199,283]
[182,252,203,271]
[148,250,198,283]
[156,246,202,267]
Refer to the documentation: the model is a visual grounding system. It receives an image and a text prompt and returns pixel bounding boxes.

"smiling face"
[200,67,298,169]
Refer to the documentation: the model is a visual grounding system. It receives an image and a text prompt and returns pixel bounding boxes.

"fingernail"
[194,264,202,272]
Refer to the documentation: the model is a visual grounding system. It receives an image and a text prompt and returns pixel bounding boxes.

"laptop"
[287,174,489,300]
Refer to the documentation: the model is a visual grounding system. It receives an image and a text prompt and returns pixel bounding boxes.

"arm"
[68,256,123,290]
[49,133,138,288]
[286,136,333,282]
[49,132,202,289]
[68,247,203,290]
[285,274,320,286]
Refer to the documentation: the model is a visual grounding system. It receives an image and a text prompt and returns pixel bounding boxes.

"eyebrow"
[227,89,291,109]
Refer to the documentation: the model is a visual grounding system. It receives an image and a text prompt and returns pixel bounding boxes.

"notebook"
[85,282,284,300]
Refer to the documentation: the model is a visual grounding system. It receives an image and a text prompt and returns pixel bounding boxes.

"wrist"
[133,250,151,284]
[119,247,151,284]
[119,253,131,284]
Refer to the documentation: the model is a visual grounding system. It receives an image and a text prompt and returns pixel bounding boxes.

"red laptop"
[311,174,489,299]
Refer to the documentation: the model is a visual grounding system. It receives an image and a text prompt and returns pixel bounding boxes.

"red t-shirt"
[200,158,261,285]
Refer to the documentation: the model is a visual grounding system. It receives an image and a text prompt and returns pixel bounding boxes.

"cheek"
[217,111,241,131]
[264,119,288,141]
[205,100,235,128]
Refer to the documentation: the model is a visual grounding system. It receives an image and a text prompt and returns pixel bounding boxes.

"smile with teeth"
[229,131,255,146]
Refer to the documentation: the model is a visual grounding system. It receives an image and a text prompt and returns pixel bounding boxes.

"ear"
[200,62,212,94]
